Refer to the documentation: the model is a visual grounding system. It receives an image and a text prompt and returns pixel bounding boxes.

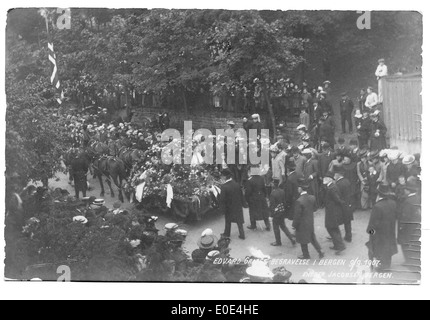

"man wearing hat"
[398,179,421,265]
[370,111,387,151]
[323,172,346,255]
[375,59,388,104]
[403,155,420,180]
[319,111,336,149]
[284,160,303,220]
[302,149,320,207]
[357,110,372,149]
[339,92,355,134]
[227,121,236,130]
[386,150,406,191]
[334,167,354,243]
[366,184,398,272]
[269,180,296,247]
[291,146,307,177]
[319,91,333,116]
[245,165,271,232]
[357,149,371,210]
[293,178,324,260]
[219,169,245,240]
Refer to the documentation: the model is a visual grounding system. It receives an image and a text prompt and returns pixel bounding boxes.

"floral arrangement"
[127,141,222,204]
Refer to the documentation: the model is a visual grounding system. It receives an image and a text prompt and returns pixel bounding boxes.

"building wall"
[382,74,422,154]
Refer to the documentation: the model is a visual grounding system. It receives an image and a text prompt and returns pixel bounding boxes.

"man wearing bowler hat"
[293,178,325,260]
[323,172,346,255]
[366,184,398,272]
[339,92,355,134]
[219,169,245,240]
[398,179,421,265]
[334,166,354,243]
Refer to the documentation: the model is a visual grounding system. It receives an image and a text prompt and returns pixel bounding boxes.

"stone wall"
[131,107,301,140]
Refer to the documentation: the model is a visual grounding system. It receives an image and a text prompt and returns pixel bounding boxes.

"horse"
[92,156,128,203]
[118,147,145,175]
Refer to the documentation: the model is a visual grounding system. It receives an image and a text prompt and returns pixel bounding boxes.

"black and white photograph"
[2,1,426,294]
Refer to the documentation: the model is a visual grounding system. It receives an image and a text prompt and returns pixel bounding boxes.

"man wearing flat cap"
[366,184,398,272]
[219,169,245,240]
[339,92,355,134]
[398,179,421,265]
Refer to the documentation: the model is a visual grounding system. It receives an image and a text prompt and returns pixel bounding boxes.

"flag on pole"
[39,8,64,105]
[48,42,64,104]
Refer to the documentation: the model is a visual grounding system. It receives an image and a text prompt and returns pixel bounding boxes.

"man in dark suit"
[398,180,421,265]
[219,169,245,240]
[366,184,398,272]
[323,172,346,255]
[284,160,303,220]
[334,167,354,243]
[270,180,296,247]
[339,92,355,134]
[293,179,325,260]
[319,112,336,149]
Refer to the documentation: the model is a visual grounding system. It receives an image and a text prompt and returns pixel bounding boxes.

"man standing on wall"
[375,58,388,105]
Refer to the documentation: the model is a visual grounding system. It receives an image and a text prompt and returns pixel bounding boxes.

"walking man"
[334,167,354,243]
[366,184,398,272]
[270,180,296,247]
[293,178,325,260]
[323,172,347,255]
[219,169,246,240]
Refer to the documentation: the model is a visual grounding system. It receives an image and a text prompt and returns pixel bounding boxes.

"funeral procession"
[4,9,422,284]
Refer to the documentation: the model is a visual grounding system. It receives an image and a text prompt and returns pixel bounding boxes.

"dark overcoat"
[370,120,388,151]
[367,198,398,260]
[324,183,345,229]
[284,171,303,219]
[245,175,270,221]
[219,180,245,224]
[293,193,316,244]
[336,177,354,222]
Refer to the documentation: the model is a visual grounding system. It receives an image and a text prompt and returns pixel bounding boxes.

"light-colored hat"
[165,223,179,231]
[227,121,235,126]
[73,216,88,224]
[246,260,274,279]
[388,150,401,161]
[297,124,307,131]
[206,250,221,261]
[354,110,363,118]
[201,228,214,237]
[403,155,416,165]
[302,149,313,155]
[323,80,331,85]
[175,229,188,237]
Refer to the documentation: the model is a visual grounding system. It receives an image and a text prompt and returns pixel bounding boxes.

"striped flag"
[47,42,64,105]
[39,8,64,105]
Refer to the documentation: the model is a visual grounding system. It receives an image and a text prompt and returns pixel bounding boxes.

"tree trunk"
[263,86,276,140]
[182,89,189,118]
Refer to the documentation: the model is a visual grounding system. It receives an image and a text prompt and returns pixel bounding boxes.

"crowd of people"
[57,63,421,275]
